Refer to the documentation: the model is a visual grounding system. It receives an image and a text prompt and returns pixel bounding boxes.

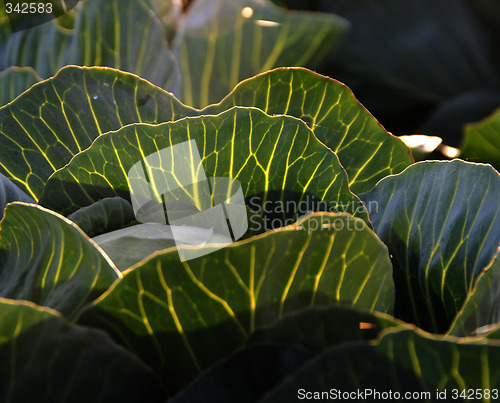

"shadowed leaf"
[0,173,34,220]
[172,306,408,403]
[93,223,234,271]
[171,344,314,403]
[0,66,40,106]
[249,305,404,350]
[449,252,500,337]
[359,160,500,332]
[419,90,500,147]
[461,107,500,169]
[78,213,394,393]
[67,197,136,237]
[0,298,165,402]
[316,0,498,136]
[261,329,499,402]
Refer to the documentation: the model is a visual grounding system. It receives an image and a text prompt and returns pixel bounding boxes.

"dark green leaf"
[172,306,406,403]
[0,203,119,319]
[320,0,498,97]
[0,173,34,220]
[171,344,314,403]
[464,0,500,74]
[419,90,500,147]
[262,329,499,402]
[0,3,12,64]
[449,252,500,337]
[78,213,393,393]
[0,298,165,402]
[359,160,500,332]
[67,197,136,237]
[249,305,404,351]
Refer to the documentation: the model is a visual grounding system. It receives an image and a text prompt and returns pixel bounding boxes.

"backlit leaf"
[0,66,411,201]
[40,107,370,226]
[1,0,347,111]
[0,66,194,199]
[207,67,413,193]
[419,90,500,147]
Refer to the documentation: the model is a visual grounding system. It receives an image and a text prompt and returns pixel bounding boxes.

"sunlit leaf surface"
[0,66,194,199]
[0,66,411,201]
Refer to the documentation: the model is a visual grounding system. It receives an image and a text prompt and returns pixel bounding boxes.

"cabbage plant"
[1,1,500,402]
